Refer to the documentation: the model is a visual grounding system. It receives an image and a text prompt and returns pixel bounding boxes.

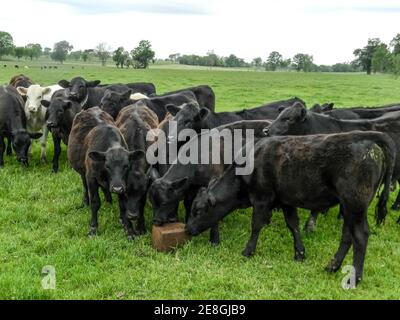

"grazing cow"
[9,74,33,89]
[0,86,42,166]
[15,65,19,69]
[187,131,396,285]
[156,85,216,111]
[115,105,159,235]
[16,84,63,162]
[265,102,400,222]
[167,97,304,140]
[149,120,271,245]
[68,107,143,238]
[41,91,82,173]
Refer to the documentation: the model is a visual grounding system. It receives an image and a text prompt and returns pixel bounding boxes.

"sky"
[0,0,399,65]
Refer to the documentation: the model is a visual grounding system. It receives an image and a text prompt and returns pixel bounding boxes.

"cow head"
[17,85,51,114]
[166,101,206,140]
[100,89,132,119]
[42,98,73,129]
[264,102,308,137]
[88,148,141,195]
[149,176,189,226]
[58,77,101,102]
[11,129,42,166]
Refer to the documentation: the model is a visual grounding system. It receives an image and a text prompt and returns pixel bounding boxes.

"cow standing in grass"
[16,84,62,162]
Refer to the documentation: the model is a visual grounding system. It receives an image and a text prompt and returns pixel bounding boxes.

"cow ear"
[41,100,51,108]
[87,80,101,87]
[42,87,51,96]
[29,132,43,140]
[198,108,210,121]
[16,86,28,96]
[208,193,217,207]
[122,89,132,101]
[58,80,70,88]
[89,151,106,162]
[166,104,181,116]
[129,150,145,162]
[170,177,189,190]
[149,167,161,182]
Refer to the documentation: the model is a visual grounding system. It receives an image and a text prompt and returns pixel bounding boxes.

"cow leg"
[305,210,319,232]
[40,126,49,163]
[0,137,5,167]
[102,187,113,204]
[392,187,400,211]
[184,191,197,222]
[118,194,135,240]
[326,214,352,273]
[242,200,273,257]
[52,133,61,173]
[282,206,305,261]
[337,205,344,220]
[87,178,101,237]
[79,174,89,208]
[350,210,369,285]
[136,196,147,235]
[6,137,12,156]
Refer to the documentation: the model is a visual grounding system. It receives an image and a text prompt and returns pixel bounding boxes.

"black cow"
[187,131,395,285]
[102,82,156,96]
[265,102,400,221]
[0,86,42,166]
[68,107,143,238]
[115,104,159,235]
[58,77,136,110]
[155,85,216,111]
[41,90,82,173]
[100,89,133,120]
[166,98,304,140]
[149,120,271,245]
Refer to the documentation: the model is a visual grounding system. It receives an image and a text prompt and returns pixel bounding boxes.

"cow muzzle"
[111,186,125,194]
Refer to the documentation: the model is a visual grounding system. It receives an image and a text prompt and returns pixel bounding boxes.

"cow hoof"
[295,252,305,262]
[210,240,220,247]
[88,228,98,237]
[242,248,254,258]
[325,262,341,274]
[304,222,316,233]
[52,168,59,174]
[41,158,47,164]
[127,234,136,241]
[137,228,146,236]
[392,204,400,212]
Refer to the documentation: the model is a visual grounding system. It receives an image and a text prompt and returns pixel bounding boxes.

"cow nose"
[47,121,55,128]
[111,186,125,194]
[126,211,139,220]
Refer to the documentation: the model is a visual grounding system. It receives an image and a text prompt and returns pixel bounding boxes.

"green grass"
[1,64,400,300]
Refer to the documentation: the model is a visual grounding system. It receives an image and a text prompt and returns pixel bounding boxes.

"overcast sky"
[1,0,399,64]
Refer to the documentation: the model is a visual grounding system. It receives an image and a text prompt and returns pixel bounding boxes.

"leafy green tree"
[81,49,93,62]
[43,47,52,57]
[280,58,292,70]
[69,50,82,61]
[372,43,392,73]
[131,40,155,69]
[51,40,73,64]
[0,31,14,59]
[392,54,400,75]
[252,57,263,68]
[113,47,129,68]
[292,53,314,72]
[266,51,283,71]
[390,34,400,55]
[225,54,244,67]
[14,46,25,60]
[353,38,382,75]
[25,43,42,60]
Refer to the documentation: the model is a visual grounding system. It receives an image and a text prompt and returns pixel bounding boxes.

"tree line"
[1,29,400,74]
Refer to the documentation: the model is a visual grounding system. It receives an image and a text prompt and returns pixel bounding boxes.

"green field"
[1,64,400,300]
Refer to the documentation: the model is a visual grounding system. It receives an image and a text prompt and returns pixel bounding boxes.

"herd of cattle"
[1,73,400,286]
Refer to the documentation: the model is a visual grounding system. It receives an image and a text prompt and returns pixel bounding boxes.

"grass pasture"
[1,65,400,299]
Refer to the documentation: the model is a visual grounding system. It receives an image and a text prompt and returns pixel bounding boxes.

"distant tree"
[280,58,292,70]
[252,57,263,68]
[43,47,52,57]
[332,63,356,73]
[390,34,400,55]
[131,40,155,69]
[392,54,400,75]
[25,43,42,60]
[81,49,92,62]
[168,53,181,63]
[292,53,314,72]
[95,42,111,66]
[225,54,243,67]
[51,40,73,64]
[69,50,82,61]
[353,38,382,75]
[113,47,129,68]
[266,51,283,71]
[372,43,392,73]
[0,31,14,59]
[14,46,25,60]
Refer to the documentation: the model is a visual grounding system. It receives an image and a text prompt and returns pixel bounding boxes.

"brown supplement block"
[152,223,192,252]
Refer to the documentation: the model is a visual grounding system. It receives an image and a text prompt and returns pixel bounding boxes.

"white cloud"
[0,0,399,64]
